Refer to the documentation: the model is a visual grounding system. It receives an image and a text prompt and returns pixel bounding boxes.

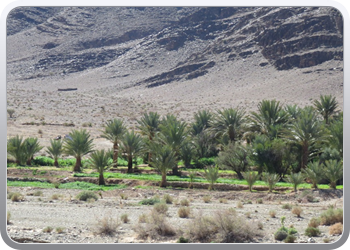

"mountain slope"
[6,6,343,129]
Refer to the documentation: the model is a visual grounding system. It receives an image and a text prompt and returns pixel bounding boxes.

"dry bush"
[33,190,43,196]
[180,199,190,206]
[256,198,263,204]
[56,227,65,234]
[121,214,129,223]
[134,210,176,239]
[281,203,292,210]
[308,217,320,228]
[7,211,11,225]
[51,194,61,200]
[8,192,24,202]
[269,210,276,218]
[178,207,191,218]
[202,195,211,203]
[163,194,173,204]
[153,203,168,215]
[138,213,148,223]
[237,201,243,208]
[186,210,260,243]
[42,226,53,233]
[219,198,228,204]
[291,206,302,217]
[319,208,343,226]
[329,223,343,235]
[93,215,120,236]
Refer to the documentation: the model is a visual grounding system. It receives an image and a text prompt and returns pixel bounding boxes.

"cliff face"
[7,7,343,85]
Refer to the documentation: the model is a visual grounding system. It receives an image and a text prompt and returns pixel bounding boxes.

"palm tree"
[63,129,94,172]
[23,137,43,165]
[249,99,290,139]
[313,94,339,125]
[121,130,144,173]
[262,173,280,193]
[242,171,260,192]
[216,143,250,180]
[302,161,324,189]
[323,160,343,189]
[158,116,188,175]
[211,108,246,144]
[7,135,26,165]
[328,114,343,155]
[203,165,220,190]
[46,139,63,167]
[191,110,213,136]
[286,107,327,172]
[101,119,126,167]
[137,112,161,164]
[150,145,177,187]
[284,172,304,193]
[88,149,111,185]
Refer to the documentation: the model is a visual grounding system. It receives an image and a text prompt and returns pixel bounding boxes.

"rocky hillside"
[6,7,343,128]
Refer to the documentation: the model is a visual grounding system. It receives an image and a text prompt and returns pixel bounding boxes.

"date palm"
[137,112,161,164]
[23,137,43,165]
[121,130,144,173]
[323,160,343,189]
[158,116,188,175]
[284,172,304,193]
[286,107,327,172]
[242,171,260,192]
[313,94,338,125]
[46,139,63,167]
[88,149,111,185]
[63,129,94,172]
[302,161,324,189]
[249,99,290,139]
[101,119,126,167]
[191,110,213,136]
[203,165,220,190]
[262,173,280,193]
[7,135,26,165]
[211,108,246,144]
[150,144,177,187]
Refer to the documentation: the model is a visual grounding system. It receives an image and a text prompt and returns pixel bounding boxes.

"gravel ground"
[6,186,344,244]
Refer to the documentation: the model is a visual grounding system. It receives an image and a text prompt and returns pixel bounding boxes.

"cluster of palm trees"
[7,95,342,188]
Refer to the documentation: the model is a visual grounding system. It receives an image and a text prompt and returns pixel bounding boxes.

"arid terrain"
[6,6,344,245]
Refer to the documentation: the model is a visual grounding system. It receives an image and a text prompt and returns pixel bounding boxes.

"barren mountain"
[6,7,343,140]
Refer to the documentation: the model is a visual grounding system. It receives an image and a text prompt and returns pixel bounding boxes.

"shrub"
[51,194,60,200]
[284,234,296,243]
[177,236,189,243]
[219,198,228,204]
[134,210,176,239]
[94,215,119,236]
[120,193,128,200]
[203,195,211,203]
[319,208,343,225]
[8,192,24,202]
[288,227,298,235]
[203,166,219,190]
[329,223,343,235]
[153,203,168,214]
[305,227,321,237]
[76,191,98,201]
[282,203,292,210]
[308,217,320,228]
[256,198,263,204]
[274,229,288,241]
[163,194,173,204]
[269,210,276,218]
[178,207,191,218]
[121,214,129,223]
[139,197,160,205]
[291,206,302,217]
[186,213,217,242]
[180,199,190,206]
[33,190,43,196]
[56,227,65,234]
[237,201,243,208]
[43,226,53,233]
[138,213,148,223]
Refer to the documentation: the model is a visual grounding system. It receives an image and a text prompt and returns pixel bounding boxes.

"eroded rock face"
[7,6,343,85]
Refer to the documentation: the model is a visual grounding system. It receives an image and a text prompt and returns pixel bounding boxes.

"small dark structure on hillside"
[58,88,77,91]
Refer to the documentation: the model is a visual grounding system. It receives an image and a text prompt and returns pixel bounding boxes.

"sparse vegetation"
[178,207,191,218]
[305,227,321,237]
[93,215,119,236]
[76,191,98,201]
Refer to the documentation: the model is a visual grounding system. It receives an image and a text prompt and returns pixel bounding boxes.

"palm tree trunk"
[113,142,119,167]
[172,164,179,176]
[127,155,133,173]
[73,156,82,172]
[301,143,309,169]
[54,158,59,167]
[160,172,167,187]
[98,171,105,185]
[26,159,32,166]
[236,171,244,180]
